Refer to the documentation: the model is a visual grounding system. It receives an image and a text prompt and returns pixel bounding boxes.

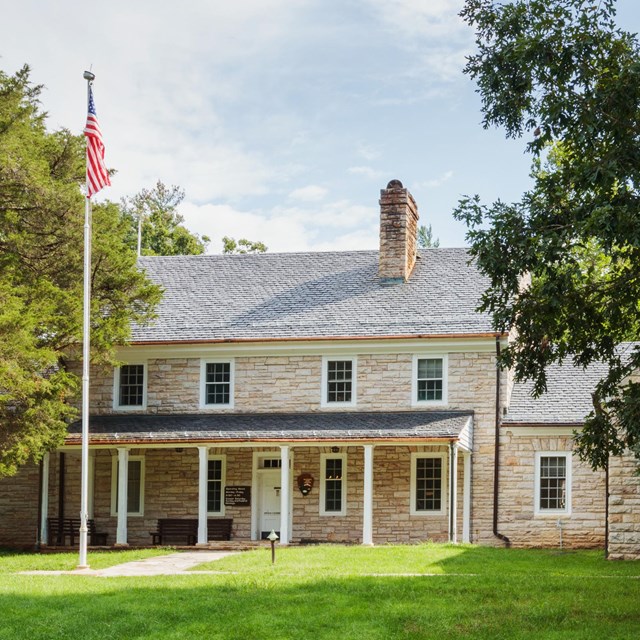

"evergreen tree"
[0,65,161,476]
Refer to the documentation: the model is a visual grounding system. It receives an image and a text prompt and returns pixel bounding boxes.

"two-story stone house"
[1,180,638,558]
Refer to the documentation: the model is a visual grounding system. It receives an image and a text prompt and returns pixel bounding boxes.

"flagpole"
[78,69,95,569]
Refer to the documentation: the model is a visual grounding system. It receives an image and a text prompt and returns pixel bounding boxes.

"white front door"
[259,470,281,539]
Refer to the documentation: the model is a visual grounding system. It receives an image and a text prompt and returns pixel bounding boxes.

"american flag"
[84,85,111,198]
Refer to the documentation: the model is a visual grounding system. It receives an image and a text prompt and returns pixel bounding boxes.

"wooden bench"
[47,518,108,546]
[150,518,233,545]
[207,518,233,541]
[150,518,198,545]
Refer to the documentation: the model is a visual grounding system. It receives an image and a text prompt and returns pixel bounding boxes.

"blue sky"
[2,0,639,252]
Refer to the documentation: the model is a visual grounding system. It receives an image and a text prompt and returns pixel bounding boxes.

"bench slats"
[150,518,233,545]
[46,518,108,546]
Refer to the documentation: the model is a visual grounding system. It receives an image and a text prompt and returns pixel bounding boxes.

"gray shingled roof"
[132,248,494,342]
[67,411,473,444]
[503,344,639,425]
[503,362,606,425]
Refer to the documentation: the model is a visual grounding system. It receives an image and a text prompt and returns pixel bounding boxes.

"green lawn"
[1,544,639,639]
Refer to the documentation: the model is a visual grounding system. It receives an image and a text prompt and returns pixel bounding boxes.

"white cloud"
[288,185,328,202]
[348,166,386,180]
[364,0,467,40]
[180,197,378,254]
[420,170,454,189]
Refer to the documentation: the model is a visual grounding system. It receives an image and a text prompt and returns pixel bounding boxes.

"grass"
[1,544,639,639]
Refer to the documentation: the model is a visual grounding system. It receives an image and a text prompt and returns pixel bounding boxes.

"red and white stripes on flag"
[84,85,110,198]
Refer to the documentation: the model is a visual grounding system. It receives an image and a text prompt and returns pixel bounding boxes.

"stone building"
[0,180,638,558]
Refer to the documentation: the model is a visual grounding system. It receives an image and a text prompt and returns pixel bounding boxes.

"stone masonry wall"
[498,434,605,548]
[608,449,640,560]
[54,347,612,549]
[77,350,502,544]
[0,464,40,548]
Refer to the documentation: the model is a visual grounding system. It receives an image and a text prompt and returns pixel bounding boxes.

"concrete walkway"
[20,550,237,577]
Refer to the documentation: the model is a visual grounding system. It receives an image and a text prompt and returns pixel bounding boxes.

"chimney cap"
[386,179,404,189]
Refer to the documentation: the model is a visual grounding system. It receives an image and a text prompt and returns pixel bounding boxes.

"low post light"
[267,529,279,564]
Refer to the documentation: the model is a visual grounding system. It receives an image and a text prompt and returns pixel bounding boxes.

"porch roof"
[66,411,473,445]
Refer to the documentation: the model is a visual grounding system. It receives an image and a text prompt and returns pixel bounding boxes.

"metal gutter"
[130,332,507,346]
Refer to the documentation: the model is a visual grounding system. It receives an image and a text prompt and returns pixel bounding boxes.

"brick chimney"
[379,179,419,283]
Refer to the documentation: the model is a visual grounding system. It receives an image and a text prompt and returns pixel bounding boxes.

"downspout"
[604,460,609,558]
[36,459,44,550]
[57,452,65,545]
[449,442,455,542]
[493,337,511,547]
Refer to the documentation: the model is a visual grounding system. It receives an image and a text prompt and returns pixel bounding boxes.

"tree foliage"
[417,224,440,248]
[455,0,640,469]
[0,65,161,476]
[222,236,268,254]
[121,180,210,256]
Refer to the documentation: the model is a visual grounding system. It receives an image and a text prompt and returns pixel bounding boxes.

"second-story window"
[412,355,448,406]
[115,364,146,410]
[201,360,234,408]
[322,357,356,407]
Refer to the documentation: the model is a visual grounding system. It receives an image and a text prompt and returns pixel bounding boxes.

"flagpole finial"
[83,70,95,82]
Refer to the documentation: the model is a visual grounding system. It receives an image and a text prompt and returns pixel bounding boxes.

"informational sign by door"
[224,486,251,506]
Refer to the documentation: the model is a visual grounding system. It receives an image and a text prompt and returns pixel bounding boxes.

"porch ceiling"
[66,411,474,445]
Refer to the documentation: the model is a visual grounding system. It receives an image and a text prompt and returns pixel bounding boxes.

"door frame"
[251,451,294,541]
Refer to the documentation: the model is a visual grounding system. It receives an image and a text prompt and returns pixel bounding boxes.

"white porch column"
[116,447,129,546]
[449,444,458,543]
[362,445,374,546]
[198,446,209,545]
[279,445,290,545]
[40,452,50,546]
[462,452,472,543]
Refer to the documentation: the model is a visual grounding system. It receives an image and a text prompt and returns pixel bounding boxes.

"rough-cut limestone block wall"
[85,351,497,417]
[447,351,504,545]
[608,450,640,560]
[0,464,40,548]
[236,356,322,412]
[76,348,501,542]
[497,434,605,548]
[290,445,450,544]
[370,446,449,543]
[291,446,364,543]
[47,448,255,546]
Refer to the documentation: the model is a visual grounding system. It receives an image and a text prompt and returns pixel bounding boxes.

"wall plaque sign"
[224,486,251,506]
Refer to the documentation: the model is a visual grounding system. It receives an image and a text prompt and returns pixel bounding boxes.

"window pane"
[127,461,142,512]
[539,456,567,510]
[415,457,442,511]
[205,362,231,405]
[416,359,443,402]
[115,460,143,514]
[324,458,343,512]
[327,361,353,403]
[119,365,144,406]
[208,459,223,512]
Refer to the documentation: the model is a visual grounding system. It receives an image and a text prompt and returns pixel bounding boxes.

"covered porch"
[41,411,474,547]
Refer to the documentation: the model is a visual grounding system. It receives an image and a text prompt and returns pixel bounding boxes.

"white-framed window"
[410,452,447,516]
[535,452,571,515]
[412,355,448,406]
[320,453,347,516]
[321,356,357,407]
[113,363,147,410]
[207,455,226,515]
[200,359,235,409]
[110,456,145,516]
